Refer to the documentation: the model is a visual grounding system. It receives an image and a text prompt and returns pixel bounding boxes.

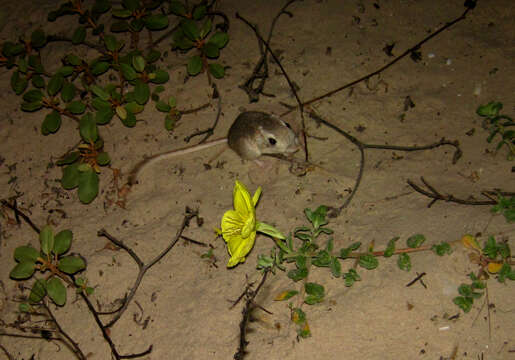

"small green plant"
[9,225,89,310]
[170,2,229,80]
[454,234,514,312]
[476,101,514,160]
[1,0,229,204]
[491,194,515,223]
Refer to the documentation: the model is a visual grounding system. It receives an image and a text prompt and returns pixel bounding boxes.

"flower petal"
[221,210,244,235]
[252,187,262,206]
[226,231,256,267]
[233,180,253,218]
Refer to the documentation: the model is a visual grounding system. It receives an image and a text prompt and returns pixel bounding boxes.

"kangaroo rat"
[128,111,299,185]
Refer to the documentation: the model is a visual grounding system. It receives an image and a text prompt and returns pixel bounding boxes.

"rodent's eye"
[268,137,277,146]
[284,122,292,129]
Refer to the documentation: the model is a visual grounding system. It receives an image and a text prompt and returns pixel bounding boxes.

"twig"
[280,3,476,115]
[98,207,199,328]
[0,344,14,360]
[238,0,300,103]
[307,112,461,216]
[406,272,427,287]
[233,269,270,360]
[1,199,40,233]
[42,301,87,360]
[184,84,222,143]
[407,177,499,208]
[236,11,309,162]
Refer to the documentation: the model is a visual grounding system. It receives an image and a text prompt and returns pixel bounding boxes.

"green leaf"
[95,108,115,125]
[61,164,80,189]
[431,242,452,256]
[2,41,24,57]
[312,250,331,267]
[483,236,498,258]
[132,55,146,72]
[169,1,186,16]
[164,114,176,131]
[31,29,47,48]
[58,255,86,274]
[343,269,361,287]
[65,54,81,66]
[397,253,411,271]
[92,96,112,111]
[144,14,169,30]
[57,65,74,76]
[187,55,202,76]
[305,282,324,296]
[384,237,399,257]
[23,89,43,103]
[149,69,169,84]
[256,222,286,239]
[406,234,426,248]
[203,42,219,58]
[199,19,212,39]
[192,5,206,20]
[125,101,144,114]
[274,290,298,301]
[61,81,76,103]
[47,277,66,306]
[145,49,161,63]
[40,225,54,255]
[287,268,308,282]
[66,101,86,114]
[120,63,138,80]
[42,111,62,135]
[104,34,120,52]
[11,71,28,95]
[79,114,98,143]
[358,254,378,270]
[181,19,200,41]
[305,205,328,230]
[32,74,45,88]
[47,74,64,96]
[340,242,361,259]
[14,246,40,263]
[208,32,229,49]
[453,296,473,313]
[54,230,72,255]
[91,61,110,75]
[10,261,36,279]
[57,151,80,166]
[156,100,171,112]
[78,168,99,204]
[29,279,46,303]
[476,101,502,118]
[112,9,132,18]
[330,257,341,277]
[90,85,110,100]
[21,101,43,112]
[173,31,194,50]
[72,26,87,44]
[134,79,150,105]
[96,152,111,166]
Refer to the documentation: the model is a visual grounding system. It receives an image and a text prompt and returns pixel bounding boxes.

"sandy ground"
[0,0,514,359]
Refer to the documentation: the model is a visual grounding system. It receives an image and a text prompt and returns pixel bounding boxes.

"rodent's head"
[255,117,300,156]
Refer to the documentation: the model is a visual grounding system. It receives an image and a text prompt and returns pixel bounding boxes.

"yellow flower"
[221,181,287,268]
[221,181,261,267]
